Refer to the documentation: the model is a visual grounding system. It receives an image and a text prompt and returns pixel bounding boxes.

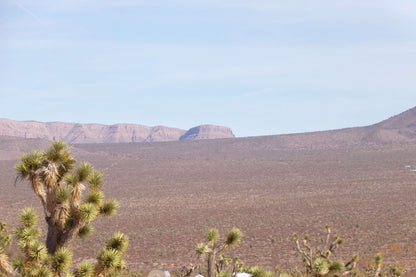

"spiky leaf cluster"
[205,228,220,243]
[0,222,11,251]
[74,261,95,277]
[226,227,243,247]
[10,209,76,277]
[249,266,275,277]
[51,247,73,274]
[14,208,41,251]
[96,232,129,276]
[0,222,13,277]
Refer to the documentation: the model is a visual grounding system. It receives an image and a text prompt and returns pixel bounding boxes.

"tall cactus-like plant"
[0,141,130,277]
[293,224,359,277]
[196,228,243,277]
[14,140,119,254]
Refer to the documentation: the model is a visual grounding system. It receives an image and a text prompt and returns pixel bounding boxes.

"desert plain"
[1,133,416,273]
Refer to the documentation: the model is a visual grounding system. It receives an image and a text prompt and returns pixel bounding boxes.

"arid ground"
[1,136,416,273]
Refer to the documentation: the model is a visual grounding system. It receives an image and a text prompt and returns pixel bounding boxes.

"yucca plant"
[196,227,243,277]
[293,224,359,277]
[373,253,383,277]
[1,141,131,277]
[14,141,119,254]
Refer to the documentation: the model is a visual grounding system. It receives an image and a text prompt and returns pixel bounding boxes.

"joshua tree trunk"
[207,251,216,277]
[46,223,60,254]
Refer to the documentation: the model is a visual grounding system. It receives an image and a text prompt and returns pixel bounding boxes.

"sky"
[1,0,416,137]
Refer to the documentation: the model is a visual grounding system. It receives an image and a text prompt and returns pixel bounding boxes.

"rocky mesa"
[179,124,235,141]
[0,119,235,144]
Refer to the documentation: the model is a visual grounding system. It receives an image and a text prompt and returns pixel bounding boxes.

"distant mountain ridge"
[0,119,235,143]
[1,106,416,146]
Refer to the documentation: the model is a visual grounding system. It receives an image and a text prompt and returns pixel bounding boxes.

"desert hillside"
[0,119,235,143]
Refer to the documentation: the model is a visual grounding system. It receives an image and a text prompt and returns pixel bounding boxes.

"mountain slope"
[0,119,235,143]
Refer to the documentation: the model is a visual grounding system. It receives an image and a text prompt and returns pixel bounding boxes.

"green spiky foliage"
[7,208,130,277]
[74,261,95,277]
[196,228,243,277]
[0,222,13,277]
[373,253,383,277]
[95,232,129,276]
[249,266,275,277]
[293,225,358,277]
[14,141,119,254]
[10,208,71,277]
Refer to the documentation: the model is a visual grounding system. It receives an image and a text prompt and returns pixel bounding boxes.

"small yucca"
[35,266,53,277]
[196,242,208,256]
[77,162,93,182]
[86,190,105,206]
[218,270,232,277]
[375,253,383,266]
[78,224,95,239]
[205,228,219,242]
[74,261,95,277]
[99,248,121,269]
[20,208,38,228]
[328,260,345,277]
[88,170,103,189]
[57,187,70,204]
[79,203,99,222]
[28,241,48,261]
[52,247,73,273]
[106,232,129,253]
[226,227,243,246]
[15,227,41,248]
[100,199,119,216]
[313,257,330,276]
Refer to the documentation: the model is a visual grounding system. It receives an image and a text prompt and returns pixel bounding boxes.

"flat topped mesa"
[179,124,235,141]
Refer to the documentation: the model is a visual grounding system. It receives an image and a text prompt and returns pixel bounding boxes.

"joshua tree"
[0,141,128,276]
[196,228,243,277]
[293,224,359,277]
[14,140,119,254]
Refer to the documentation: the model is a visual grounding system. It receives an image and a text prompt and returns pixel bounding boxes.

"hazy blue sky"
[1,1,415,137]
